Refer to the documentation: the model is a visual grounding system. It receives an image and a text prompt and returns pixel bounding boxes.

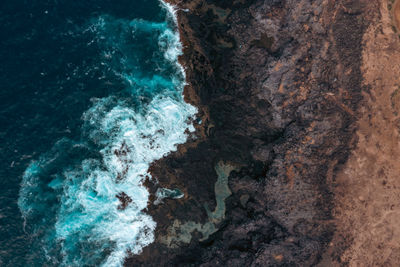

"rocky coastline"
[126,0,400,266]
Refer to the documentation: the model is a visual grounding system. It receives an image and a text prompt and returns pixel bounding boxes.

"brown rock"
[125,0,400,266]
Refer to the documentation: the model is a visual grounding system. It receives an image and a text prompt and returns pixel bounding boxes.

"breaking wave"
[18,2,196,266]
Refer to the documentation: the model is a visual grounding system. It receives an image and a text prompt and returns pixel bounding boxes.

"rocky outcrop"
[125,0,385,266]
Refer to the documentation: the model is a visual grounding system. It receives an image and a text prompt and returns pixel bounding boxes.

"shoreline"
[125,0,399,266]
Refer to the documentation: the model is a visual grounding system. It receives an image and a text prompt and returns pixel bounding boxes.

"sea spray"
[18,1,196,266]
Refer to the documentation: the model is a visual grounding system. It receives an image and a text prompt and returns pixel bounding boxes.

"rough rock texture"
[320,1,400,266]
[126,0,400,266]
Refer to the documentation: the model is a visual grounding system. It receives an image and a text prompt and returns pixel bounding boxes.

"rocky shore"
[126,0,400,266]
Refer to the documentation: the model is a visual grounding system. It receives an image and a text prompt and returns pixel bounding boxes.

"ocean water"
[0,0,195,266]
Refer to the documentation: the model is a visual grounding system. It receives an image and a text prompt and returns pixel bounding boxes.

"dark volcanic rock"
[126,0,377,266]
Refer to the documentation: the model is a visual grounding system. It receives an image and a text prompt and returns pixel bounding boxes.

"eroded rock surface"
[126,0,400,266]
[321,1,400,266]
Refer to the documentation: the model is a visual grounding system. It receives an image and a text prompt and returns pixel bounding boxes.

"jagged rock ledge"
[125,0,379,266]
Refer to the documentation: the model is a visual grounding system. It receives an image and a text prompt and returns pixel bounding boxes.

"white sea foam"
[18,1,196,266]
[51,98,195,266]
[161,1,179,24]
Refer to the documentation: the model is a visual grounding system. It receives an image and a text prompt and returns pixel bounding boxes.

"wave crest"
[18,2,196,266]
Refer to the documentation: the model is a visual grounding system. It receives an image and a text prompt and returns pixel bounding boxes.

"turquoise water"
[14,2,196,266]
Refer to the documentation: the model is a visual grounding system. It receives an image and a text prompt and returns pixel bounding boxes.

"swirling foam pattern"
[18,2,195,266]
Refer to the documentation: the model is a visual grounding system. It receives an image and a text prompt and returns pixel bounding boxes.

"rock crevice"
[126,0,382,266]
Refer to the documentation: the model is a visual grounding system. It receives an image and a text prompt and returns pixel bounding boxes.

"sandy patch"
[394,0,400,31]
[324,1,400,266]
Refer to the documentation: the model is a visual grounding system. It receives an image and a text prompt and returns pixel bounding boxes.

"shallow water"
[0,1,195,266]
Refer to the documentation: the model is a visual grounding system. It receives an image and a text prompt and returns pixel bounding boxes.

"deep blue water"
[0,1,195,266]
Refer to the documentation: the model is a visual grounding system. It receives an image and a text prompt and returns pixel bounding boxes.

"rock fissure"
[125,0,392,266]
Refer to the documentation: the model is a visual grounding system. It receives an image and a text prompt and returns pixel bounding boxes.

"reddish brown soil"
[320,1,400,266]
[394,0,400,31]
[126,0,400,266]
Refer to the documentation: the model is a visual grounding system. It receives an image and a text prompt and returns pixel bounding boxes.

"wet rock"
[125,0,376,266]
